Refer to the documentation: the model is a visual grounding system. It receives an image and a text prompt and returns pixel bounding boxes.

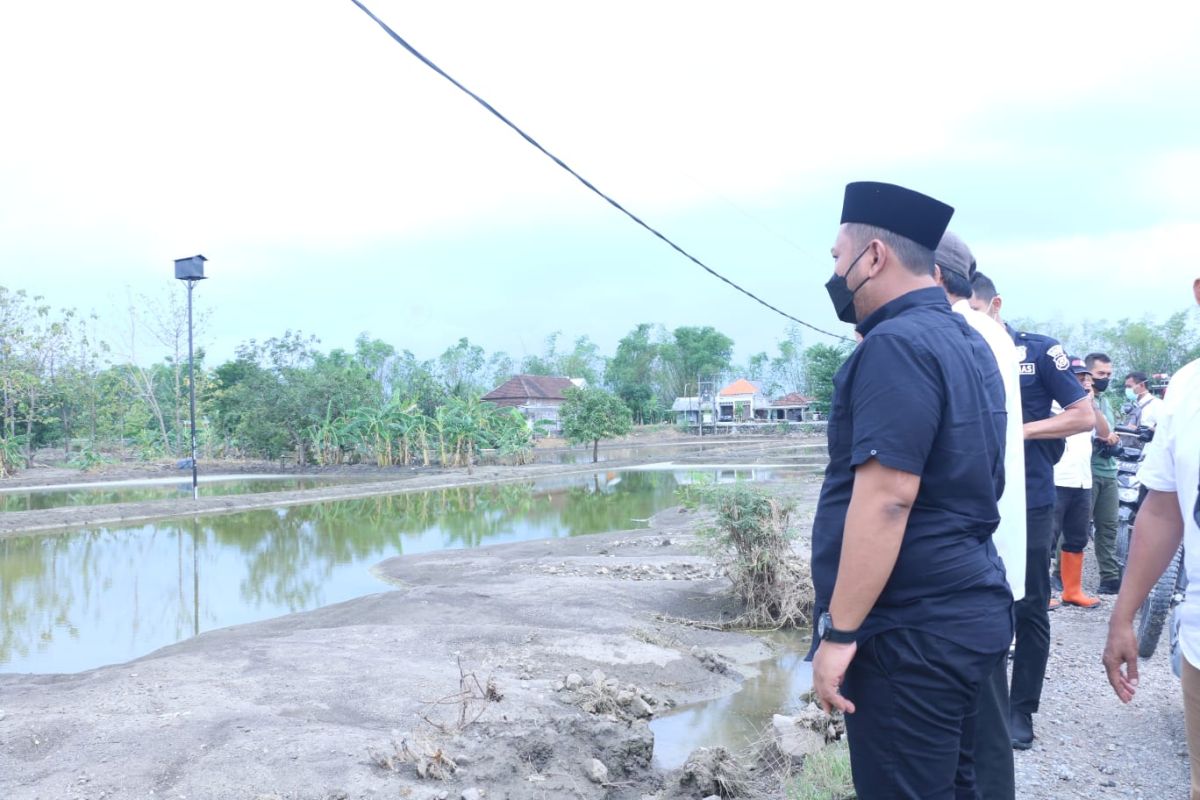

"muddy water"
[650,631,813,770]
[0,475,377,512]
[0,467,798,675]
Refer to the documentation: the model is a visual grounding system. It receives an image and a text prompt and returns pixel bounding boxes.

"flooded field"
[0,474,379,512]
[0,466,799,674]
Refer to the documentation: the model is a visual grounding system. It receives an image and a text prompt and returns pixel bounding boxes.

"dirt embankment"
[0,478,825,800]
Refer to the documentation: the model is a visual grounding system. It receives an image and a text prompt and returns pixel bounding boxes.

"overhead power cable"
[347,0,852,343]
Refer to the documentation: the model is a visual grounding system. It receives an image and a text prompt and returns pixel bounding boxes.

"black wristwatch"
[818,611,858,644]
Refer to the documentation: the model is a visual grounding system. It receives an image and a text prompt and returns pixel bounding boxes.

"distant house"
[482,375,582,433]
[717,379,767,422]
[766,392,814,422]
[672,396,714,427]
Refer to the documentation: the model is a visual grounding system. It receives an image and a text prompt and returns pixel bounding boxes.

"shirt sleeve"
[1139,401,1176,493]
[1039,339,1088,409]
[848,333,942,476]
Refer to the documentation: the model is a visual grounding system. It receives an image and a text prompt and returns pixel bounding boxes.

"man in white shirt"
[935,231,1025,800]
[1103,275,1200,799]
[1124,370,1163,430]
[1051,357,1105,608]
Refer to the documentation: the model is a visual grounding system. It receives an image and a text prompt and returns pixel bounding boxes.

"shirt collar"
[1139,392,1155,407]
[856,286,949,337]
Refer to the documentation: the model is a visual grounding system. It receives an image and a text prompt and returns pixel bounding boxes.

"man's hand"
[813,640,858,715]
[1102,622,1140,703]
[1105,432,1120,445]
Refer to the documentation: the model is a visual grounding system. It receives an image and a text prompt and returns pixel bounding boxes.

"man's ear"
[993,295,1004,316]
[933,264,945,287]
[1192,277,1199,306]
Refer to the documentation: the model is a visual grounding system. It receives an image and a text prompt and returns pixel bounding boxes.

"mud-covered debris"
[678,747,749,797]
[690,646,730,675]
[461,788,483,800]
[587,757,610,784]
[563,670,660,721]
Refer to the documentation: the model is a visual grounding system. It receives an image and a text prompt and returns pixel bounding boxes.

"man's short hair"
[1085,352,1112,370]
[1126,370,1149,385]
[845,223,934,277]
[938,266,973,300]
[971,271,999,302]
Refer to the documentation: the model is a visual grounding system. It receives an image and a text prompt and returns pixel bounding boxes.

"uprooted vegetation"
[680,482,814,629]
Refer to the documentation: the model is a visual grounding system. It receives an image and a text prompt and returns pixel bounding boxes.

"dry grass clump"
[681,483,814,629]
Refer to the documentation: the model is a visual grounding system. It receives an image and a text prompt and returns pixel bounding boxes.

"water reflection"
[2,470,741,674]
[0,476,368,512]
[650,632,813,770]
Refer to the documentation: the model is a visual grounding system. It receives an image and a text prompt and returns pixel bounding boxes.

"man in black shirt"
[810,182,1012,799]
[970,272,1093,749]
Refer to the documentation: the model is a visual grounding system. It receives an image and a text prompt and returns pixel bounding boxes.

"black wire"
[346,0,852,344]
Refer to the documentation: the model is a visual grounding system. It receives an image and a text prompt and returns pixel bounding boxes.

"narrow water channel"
[0,467,796,675]
[650,631,813,770]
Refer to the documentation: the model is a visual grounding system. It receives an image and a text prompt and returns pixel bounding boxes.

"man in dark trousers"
[970,272,1093,749]
[810,182,1013,799]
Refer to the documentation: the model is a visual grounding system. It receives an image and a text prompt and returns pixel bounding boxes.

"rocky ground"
[1012,572,1189,799]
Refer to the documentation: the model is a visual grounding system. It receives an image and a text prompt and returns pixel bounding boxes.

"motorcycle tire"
[1116,520,1132,577]
[1136,547,1183,659]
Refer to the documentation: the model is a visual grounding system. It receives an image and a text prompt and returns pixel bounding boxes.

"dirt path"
[1013,580,1190,798]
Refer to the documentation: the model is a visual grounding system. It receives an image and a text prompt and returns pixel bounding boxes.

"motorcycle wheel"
[1136,547,1183,659]
[1115,520,1132,577]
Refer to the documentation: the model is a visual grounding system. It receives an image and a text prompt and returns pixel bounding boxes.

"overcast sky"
[2,1,1198,368]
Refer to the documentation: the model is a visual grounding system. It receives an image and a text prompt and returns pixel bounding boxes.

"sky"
[2,0,1199,370]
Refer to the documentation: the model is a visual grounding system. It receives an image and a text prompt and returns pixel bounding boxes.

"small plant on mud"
[417,656,502,734]
[368,731,459,781]
[787,740,854,800]
[683,483,813,629]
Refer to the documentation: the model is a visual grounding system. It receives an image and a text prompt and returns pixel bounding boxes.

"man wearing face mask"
[1087,352,1123,595]
[1124,370,1163,430]
[810,183,1012,799]
[969,271,1094,750]
[933,231,1026,800]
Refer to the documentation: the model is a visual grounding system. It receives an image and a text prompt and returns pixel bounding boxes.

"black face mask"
[825,245,873,324]
[1093,378,1110,393]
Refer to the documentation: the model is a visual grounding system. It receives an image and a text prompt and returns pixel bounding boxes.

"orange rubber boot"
[1061,551,1100,608]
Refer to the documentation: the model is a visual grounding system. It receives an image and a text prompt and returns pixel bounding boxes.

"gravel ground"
[1014,559,1190,799]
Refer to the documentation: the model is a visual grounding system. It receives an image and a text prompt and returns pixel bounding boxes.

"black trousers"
[1011,504,1054,715]
[842,627,1006,800]
[973,657,1015,800]
[1053,486,1092,553]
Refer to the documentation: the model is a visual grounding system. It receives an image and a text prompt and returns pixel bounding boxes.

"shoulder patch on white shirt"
[1014,345,1028,362]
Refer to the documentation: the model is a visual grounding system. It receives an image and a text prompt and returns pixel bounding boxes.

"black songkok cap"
[840,181,954,251]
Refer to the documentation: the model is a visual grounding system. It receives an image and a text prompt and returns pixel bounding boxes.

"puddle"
[650,631,812,770]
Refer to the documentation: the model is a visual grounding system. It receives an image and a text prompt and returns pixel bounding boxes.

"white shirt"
[953,299,1027,601]
[1052,402,1094,489]
[1139,392,1163,430]
[1138,357,1200,667]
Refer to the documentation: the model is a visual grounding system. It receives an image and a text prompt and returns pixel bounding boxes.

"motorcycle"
[1112,424,1186,660]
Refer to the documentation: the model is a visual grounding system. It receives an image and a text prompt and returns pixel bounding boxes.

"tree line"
[1,282,1196,475]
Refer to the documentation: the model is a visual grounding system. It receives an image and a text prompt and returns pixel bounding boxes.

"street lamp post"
[174,255,207,500]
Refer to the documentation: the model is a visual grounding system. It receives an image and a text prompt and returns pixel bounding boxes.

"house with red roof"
[482,375,584,433]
